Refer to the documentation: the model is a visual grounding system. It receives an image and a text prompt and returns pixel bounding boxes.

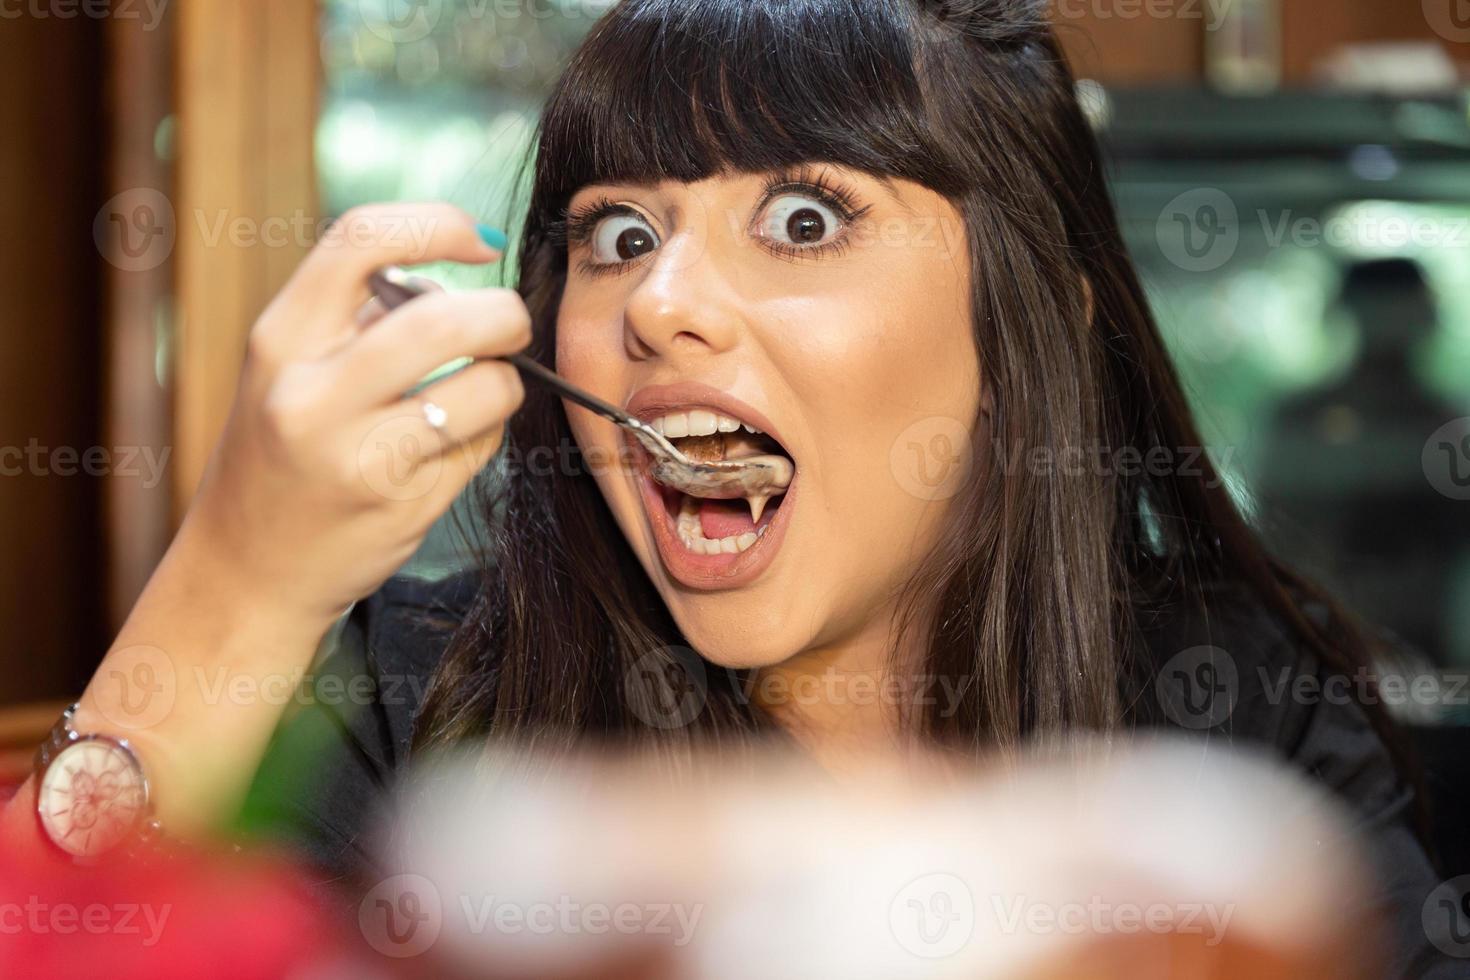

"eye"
[758,194,843,248]
[590,213,660,265]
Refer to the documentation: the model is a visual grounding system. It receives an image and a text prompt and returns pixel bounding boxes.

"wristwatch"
[33,703,162,861]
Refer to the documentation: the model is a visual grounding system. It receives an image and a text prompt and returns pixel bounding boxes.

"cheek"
[778,260,979,610]
[556,305,632,457]
[816,335,979,552]
[555,306,621,389]
[554,313,660,567]
[556,316,616,477]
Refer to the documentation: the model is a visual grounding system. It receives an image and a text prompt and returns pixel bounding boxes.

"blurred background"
[2,1,1469,743]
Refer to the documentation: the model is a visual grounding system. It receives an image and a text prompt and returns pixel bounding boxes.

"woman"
[5,0,1454,974]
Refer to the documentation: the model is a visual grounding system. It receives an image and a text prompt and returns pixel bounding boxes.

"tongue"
[698,498,764,540]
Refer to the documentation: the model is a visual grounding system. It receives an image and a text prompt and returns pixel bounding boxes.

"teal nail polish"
[477,223,508,251]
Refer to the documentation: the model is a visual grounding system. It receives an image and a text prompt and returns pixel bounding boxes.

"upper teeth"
[650,411,761,439]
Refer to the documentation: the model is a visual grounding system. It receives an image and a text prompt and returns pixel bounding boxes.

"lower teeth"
[675,494,770,555]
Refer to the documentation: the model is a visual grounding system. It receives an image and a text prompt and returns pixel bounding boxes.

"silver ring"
[420,399,449,432]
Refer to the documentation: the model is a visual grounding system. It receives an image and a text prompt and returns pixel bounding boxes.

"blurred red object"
[0,841,353,980]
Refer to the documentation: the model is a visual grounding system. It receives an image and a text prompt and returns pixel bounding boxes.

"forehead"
[565,165,908,208]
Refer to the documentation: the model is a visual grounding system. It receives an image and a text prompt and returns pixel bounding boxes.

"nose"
[622,228,742,362]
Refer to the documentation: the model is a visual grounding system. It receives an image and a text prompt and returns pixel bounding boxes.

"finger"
[398,360,526,452]
[351,364,522,509]
[354,275,444,329]
[305,203,502,307]
[265,203,505,356]
[350,405,496,513]
[331,288,532,406]
[423,427,506,516]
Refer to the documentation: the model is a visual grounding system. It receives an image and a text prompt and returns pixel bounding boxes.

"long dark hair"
[413,0,1401,773]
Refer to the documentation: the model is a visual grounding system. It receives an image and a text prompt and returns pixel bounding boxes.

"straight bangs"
[531,0,973,219]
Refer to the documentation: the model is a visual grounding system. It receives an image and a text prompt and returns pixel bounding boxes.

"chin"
[670,612,810,672]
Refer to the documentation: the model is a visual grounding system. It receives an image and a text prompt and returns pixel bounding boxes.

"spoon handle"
[502,353,636,429]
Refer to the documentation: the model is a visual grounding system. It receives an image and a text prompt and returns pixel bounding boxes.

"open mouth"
[646,410,795,556]
[624,393,800,588]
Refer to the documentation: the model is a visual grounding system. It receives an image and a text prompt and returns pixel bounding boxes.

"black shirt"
[238,572,1464,978]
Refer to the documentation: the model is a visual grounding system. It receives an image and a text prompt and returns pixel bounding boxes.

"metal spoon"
[367,266,794,501]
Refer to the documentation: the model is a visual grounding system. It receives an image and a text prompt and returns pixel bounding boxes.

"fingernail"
[477,223,509,252]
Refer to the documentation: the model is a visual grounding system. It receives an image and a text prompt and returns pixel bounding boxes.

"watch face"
[37,736,148,858]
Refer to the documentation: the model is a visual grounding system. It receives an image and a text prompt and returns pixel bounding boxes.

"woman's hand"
[182,202,529,625]
[0,203,529,844]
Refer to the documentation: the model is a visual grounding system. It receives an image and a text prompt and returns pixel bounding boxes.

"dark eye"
[590,213,660,265]
[759,194,842,247]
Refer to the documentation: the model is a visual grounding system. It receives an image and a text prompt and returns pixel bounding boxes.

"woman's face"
[557,164,980,669]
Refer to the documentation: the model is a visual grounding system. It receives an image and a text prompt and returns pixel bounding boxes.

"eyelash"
[558,165,873,279]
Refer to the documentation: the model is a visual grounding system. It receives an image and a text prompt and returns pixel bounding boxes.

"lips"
[625,383,798,590]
